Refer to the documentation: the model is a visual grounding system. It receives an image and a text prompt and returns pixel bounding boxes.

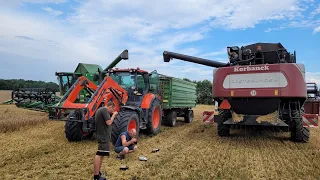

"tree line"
[183,78,214,105]
[0,79,59,92]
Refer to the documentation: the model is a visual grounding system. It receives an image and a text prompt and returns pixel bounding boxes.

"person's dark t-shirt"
[114,131,132,147]
[95,107,111,142]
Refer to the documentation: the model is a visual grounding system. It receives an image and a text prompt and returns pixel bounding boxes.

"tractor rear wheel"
[184,109,194,123]
[290,110,310,143]
[65,111,93,142]
[146,99,162,135]
[111,109,140,145]
[217,109,231,137]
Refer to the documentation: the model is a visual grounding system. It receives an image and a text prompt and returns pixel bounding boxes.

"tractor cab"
[55,72,82,96]
[108,68,161,104]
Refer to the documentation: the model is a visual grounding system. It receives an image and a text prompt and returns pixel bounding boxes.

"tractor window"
[121,75,135,88]
[109,72,135,89]
[57,75,72,96]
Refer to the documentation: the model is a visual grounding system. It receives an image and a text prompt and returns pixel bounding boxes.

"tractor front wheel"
[111,109,140,145]
[65,121,92,142]
[65,111,93,142]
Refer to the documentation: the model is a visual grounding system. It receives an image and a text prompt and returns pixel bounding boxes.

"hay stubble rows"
[0,104,319,180]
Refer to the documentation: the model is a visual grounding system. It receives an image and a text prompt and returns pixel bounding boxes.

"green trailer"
[159,74,197,126]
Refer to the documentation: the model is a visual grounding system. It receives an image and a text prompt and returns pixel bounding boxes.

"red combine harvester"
[163,42,319,143]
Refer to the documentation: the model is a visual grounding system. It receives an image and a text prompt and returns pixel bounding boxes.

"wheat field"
[0,104,320,180]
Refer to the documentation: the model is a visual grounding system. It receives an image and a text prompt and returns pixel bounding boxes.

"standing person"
[93,101,118,180]
[114,129,138,160]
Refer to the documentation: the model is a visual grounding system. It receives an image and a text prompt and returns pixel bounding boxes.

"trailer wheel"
[111,110,140,145]
[217,110,230,137]
[165,110,177,127]
[184,109,194,123]
[290,110,310,143]
[146,99,162,135]
[65,111,93,142]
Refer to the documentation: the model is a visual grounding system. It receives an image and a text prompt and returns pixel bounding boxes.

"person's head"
[105,101,116,113]
[128,128,136,138]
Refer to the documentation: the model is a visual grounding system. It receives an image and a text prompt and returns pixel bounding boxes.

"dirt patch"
[0,90,12,103]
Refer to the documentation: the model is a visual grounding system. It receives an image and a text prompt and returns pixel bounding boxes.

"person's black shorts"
[96,135,110,156]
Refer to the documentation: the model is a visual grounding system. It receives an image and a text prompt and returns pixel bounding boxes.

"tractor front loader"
[48,50,163,143]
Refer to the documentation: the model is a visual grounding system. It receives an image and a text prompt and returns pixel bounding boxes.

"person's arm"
[121,135,135,147]
[105,111,118,126]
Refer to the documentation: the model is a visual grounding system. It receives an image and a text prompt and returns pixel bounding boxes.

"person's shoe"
[116,154,125,160]
[99,176,107,180]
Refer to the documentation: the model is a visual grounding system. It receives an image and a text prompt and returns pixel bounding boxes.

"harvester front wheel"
[217,109,230,137]
[290,110,310,143]
[146,99,162,135]
[65,111,93,142]
[111,110,140,145]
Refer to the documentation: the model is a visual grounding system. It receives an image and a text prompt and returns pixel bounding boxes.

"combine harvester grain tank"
[48,50,197,143]
[163,42,319,143]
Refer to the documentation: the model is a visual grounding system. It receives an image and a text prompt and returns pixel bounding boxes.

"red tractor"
[49,50,164,144]
[163,42,319,143]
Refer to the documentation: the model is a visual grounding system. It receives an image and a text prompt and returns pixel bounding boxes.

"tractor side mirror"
[143,74,149,84]
[93,71,99,82]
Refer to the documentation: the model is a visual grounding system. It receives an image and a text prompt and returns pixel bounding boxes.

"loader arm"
[48,76,128,121]
[84,76,128,119]
[59,76,98,108]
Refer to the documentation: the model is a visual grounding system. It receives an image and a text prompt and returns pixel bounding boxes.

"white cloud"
[313,26,320,34]
[0,0,319,82]
[310,4,320,17]
[0,0,66,8]
[201,49,226,58]
[306,72,320,87]
[42,7,63,16]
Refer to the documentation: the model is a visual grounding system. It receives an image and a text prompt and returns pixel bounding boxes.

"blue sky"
[0,0,319,86]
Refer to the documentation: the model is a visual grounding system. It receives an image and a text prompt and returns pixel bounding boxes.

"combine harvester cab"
[48,50,197,143]
[163,42,318,143]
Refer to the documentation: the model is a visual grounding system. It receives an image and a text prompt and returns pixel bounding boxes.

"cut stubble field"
[0,90,12,103]
[0,104,320,180]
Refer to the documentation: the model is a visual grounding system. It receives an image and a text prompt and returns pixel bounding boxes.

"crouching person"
[114,129,137,159]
